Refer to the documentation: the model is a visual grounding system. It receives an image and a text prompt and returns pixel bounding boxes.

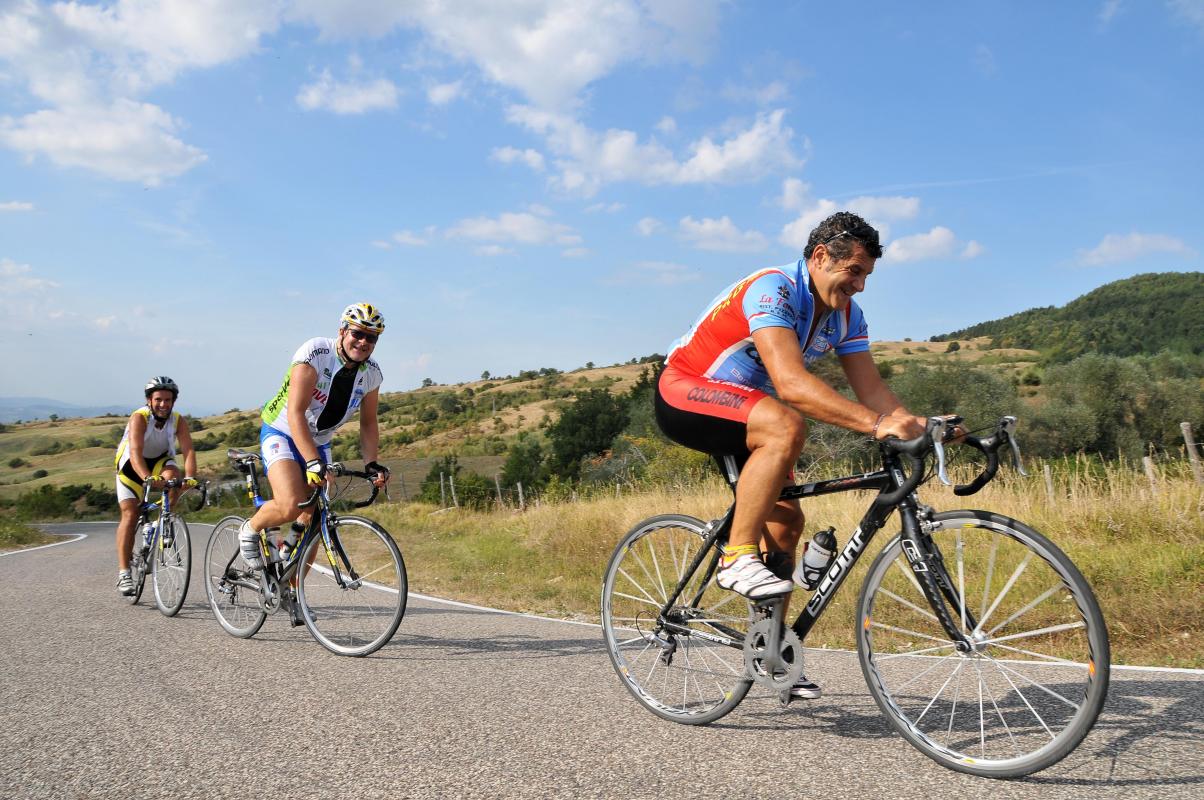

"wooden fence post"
[1043,463,1055,501]
[1183,422,1203,485]
[517,481,525,511]
[494,473,504,509]
[1142,456,1159,495]
[439,472,446,508]
[449,473,459,508]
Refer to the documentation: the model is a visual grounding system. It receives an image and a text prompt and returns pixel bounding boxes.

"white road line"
[0,532,88,557]
[15,522,1204,676]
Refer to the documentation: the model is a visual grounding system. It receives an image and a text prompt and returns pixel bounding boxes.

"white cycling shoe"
[790,676,822,699]
[715,554,793,599]
[238,520,265,569]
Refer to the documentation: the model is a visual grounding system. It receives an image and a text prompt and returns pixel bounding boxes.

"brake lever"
[930,417,952,486]
[1001,415,1029,476]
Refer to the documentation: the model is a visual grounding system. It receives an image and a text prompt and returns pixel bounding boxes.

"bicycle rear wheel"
[127,545,148,605]
[152,515,191,617]
[601,514,753,725]
[857,511,1110,778]
[203,515,266,638]
[297,516,407,657]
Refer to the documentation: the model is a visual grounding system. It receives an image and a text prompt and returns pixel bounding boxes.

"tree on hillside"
[547,388,630,480]
[501,433,547,491]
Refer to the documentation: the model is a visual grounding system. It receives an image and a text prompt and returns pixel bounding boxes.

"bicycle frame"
[654,440,974,654]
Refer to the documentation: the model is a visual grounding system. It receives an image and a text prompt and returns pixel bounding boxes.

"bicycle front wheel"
[152,515,191,617]
[857,511,1110,778]
[601,514,753,725]
[297,516,407,657]
[203,515,266,638]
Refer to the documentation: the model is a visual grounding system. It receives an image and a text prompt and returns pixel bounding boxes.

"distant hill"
[933,272,1203,361]
[0,397,129,424]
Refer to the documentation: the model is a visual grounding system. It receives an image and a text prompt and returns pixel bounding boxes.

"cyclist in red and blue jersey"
[656,212,932,698]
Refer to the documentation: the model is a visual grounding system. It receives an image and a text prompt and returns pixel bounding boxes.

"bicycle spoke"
[982,620,1086,646]
[876,587,940,623]
[977,551,1033,633]
[983,583,1065,637]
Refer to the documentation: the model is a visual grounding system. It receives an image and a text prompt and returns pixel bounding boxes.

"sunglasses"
[347,329,379,344]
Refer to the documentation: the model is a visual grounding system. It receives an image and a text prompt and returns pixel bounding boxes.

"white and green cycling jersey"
[261,337,383,446]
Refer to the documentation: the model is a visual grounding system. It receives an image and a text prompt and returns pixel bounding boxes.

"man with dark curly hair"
[655,211,928,698]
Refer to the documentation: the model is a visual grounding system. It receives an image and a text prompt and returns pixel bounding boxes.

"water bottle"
[142,521,155,546]
[278,527,300,562]
[793,527,837,589]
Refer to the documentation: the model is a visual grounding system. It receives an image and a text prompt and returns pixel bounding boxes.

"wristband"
[871,413,888,439]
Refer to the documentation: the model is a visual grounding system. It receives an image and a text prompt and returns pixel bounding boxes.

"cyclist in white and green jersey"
[238,303,391,570]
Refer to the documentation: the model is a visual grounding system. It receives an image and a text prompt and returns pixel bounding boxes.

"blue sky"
[1,1,1201,415]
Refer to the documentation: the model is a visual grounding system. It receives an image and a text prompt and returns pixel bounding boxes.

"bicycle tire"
[297,515,407,657]
[127,543,148,606]
[151,515,191,617]
[857,510,1110,778]
[601,514,753,725]
[203,515,266,638]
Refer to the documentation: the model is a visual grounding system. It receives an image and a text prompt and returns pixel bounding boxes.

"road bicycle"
[203,449,407,657]
[601,416,1110,779]
[127,476,205,617]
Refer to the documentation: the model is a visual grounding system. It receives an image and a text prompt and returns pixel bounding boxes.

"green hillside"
[933,272,1203,361]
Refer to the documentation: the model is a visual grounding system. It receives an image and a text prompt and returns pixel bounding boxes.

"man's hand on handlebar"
[365,460,391,489]
[873,410,927,441]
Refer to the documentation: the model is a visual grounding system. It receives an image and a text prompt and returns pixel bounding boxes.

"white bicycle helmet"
[144,376,179,398]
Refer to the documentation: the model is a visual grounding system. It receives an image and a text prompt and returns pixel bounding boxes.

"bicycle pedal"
[777,689,794,708]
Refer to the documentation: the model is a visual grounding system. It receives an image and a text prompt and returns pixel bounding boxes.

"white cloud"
[608,260,698,286]
[1099,0,1123,24]
[0,201,34,212]
[721,80,789,105]
[474,244,513,257]
[0,1,278,181]
[297,69,398,114]
[885,226,983,263]
[1167,0,1204,32]
[94,315,117,330]
[392,228,434,246]
[973,44,997,77]
[780,195,921,250]
[508,105,800,195]
[447,211,581,246]
[491,146,545,171]
[779,178,809,212]
[635,217,663,236]
[654,116,677,135]
[679,216,768,253]
[0,258,59,293]
[585,201,624,213]
[427,80,463,106]
[1077,232,1194,265]
[0,100,206,184]
[561,246,589,258]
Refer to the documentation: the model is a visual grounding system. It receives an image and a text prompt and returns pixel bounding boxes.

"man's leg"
[715,398,807,599]
[240,459,307,568]
[115,498,140,595]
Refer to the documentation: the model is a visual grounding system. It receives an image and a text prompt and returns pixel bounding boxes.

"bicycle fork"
[898,508,974,653]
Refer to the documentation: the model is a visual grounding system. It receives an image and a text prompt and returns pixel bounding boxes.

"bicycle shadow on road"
[726,677,1203,787]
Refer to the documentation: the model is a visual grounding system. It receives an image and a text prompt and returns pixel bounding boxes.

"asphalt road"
[1,523,1201,799]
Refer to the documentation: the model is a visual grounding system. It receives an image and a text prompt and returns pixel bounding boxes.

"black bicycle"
[127,476,205,617]
[601,416,1110,779]
[203,449,407,657]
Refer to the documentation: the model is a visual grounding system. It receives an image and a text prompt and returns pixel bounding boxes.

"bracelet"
[871,412,888,439]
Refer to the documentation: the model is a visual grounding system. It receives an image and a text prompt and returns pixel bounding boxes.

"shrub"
[32,469,48,479]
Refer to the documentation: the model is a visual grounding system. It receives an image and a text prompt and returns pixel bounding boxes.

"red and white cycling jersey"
[665,259,869,392]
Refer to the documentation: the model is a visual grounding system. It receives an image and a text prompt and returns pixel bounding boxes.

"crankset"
[743,618,804,691]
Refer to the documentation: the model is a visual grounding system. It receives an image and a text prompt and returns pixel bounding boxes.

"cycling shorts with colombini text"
[654,365,768,467]
[260,424,332,472]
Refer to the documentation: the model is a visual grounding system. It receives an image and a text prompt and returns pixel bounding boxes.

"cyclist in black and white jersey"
[114,377,197,595]
[238,303,391,568]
